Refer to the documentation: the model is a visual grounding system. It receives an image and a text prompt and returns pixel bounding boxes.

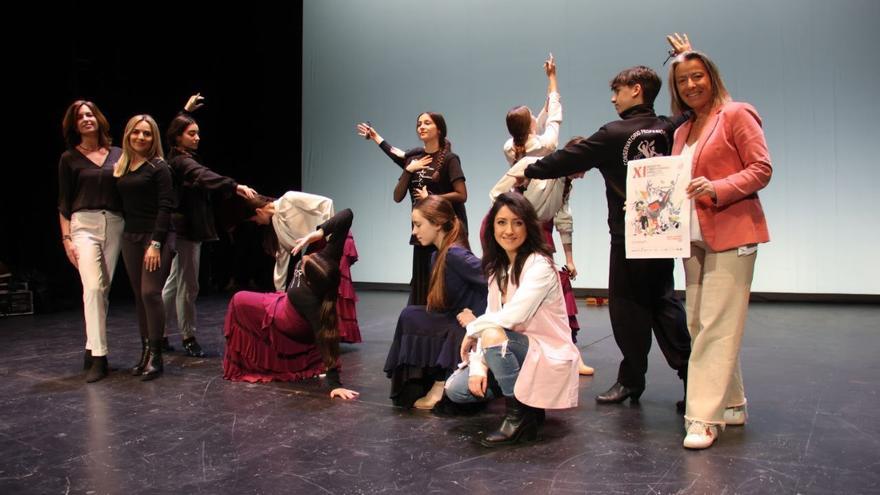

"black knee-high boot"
[480,396,542,447]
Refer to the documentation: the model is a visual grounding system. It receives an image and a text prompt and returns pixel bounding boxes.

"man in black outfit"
[509,64,691,410]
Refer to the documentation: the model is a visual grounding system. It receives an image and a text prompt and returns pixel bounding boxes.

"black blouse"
[115,158,176,243]
[57,147,124,218]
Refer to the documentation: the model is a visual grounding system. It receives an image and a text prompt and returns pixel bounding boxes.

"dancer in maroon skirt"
[222,209,359,399]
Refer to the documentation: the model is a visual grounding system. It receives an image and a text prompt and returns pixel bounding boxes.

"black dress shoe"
[182,337,205,357]
[83,349,93,371]
[595,382,644,404]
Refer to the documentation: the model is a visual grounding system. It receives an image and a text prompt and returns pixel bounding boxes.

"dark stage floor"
[1,291,878,494]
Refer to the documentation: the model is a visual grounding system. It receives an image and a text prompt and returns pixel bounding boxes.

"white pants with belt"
[70,210,124,357]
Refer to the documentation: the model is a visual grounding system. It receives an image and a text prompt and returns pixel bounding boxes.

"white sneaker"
[723,403,748,426]
[683,421,719,449]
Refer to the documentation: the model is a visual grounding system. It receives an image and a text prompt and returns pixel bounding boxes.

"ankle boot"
[480,396,541,447]
[86,356,109,383]
[83,349,93,371]
[131,338,150,376]
[141,340,163,381]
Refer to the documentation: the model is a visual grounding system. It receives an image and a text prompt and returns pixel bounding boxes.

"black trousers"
[608,243,690,390]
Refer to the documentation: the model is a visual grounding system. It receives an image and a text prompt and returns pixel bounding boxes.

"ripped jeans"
[446,329,529,403]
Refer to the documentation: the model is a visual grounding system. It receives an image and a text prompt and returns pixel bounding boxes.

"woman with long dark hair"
[114,114,176,381]
[58,100,124,382]
[162,94,257,357]
[357,112,468,305]
[222,208,359,399]
[383,196,487,409]
[448,193,580,447]
[229,192,361,343]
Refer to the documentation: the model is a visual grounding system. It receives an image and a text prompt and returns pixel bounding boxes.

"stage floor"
[1,291,878,494]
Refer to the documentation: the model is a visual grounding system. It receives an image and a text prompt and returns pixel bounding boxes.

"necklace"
[77,144,101,153]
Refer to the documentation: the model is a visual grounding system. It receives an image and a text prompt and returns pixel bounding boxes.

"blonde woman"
[114,115,176,381]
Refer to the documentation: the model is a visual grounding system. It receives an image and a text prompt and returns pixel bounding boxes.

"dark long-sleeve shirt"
[434,246,488,316]
[377,140,468,238]
[525,104,689,244]
[167,148,238,242]
[115,158,176,243]
[57,147,124,218]
[286,208,353,389]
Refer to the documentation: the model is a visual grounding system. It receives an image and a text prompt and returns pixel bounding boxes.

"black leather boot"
[83,349,93,371]
[480,396,541,447]
[131,338,150,376]
[85,356,108,383]
[595,382,644,404]
[141,340,163,381]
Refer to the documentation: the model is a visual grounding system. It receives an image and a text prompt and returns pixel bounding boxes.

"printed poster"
[625,155,690,259]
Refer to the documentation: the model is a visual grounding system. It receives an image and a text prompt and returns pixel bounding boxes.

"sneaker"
[683,421,718,449]
[182,337,205,357]
[723,403,748,426]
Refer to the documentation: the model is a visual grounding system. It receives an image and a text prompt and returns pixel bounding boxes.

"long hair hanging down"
[481,192,553,288]
[506,105,532,162]
[303,252,342,369]
[414,196,467,312]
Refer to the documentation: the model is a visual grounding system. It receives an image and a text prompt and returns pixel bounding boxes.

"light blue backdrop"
[303,0,879,295]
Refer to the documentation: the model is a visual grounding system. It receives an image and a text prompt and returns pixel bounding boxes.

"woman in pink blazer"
[448,192,580,447]
[668,49,772,450]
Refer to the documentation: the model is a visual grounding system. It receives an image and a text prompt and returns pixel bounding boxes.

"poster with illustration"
[625,155,690,259]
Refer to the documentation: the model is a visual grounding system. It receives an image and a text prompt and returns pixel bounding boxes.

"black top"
[167,148,238,242]
[525,105,689,244]
[286,208,353,389]
[378,141,468,241]
[115,158,176,243]
[57,147,124,218]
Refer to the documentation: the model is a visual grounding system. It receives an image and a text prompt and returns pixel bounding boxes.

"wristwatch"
[150,240,162,249]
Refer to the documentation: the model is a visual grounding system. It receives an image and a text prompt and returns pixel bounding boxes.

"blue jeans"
[446,330,529,403]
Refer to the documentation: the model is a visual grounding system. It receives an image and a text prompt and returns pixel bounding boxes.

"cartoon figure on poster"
[633,178,683,236]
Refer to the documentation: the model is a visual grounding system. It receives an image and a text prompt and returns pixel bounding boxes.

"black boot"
[182,337,205,357]
[161,336,175,352]
[141,340,163,381]
[83,349,93,371]
[131,338,150,376]
[596,382,644,404]
[480,396,541,447]
[86,356,109,383]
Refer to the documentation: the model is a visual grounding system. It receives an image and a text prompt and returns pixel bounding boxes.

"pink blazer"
[476,254,580,409]
[672,101,772,252]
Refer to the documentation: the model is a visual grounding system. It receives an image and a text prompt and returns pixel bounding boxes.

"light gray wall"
[303,0,880,294]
